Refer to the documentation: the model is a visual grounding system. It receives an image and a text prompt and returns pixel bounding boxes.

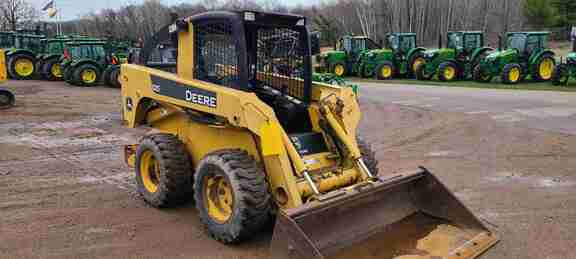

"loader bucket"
[270,168,498,259]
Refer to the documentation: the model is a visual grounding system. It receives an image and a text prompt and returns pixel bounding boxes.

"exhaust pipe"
[498,34,503,51]
[572,38,576,52]
[438,33,443,48]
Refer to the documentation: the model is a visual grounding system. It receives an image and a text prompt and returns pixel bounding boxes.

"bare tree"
[0,0,38,31]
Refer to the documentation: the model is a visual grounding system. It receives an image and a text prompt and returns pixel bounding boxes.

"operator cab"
[387,33,416,55]
[169,11,316,133]
[447,31,483,59]
[506,32,549,57]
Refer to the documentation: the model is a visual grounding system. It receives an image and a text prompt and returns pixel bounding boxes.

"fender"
[406,47,426,61]
[41,54,63,62]
[471,47,494,63]
[324,51,347,66]
[70,59,104,71]
[5,49,36,59]
[529,49,555,65]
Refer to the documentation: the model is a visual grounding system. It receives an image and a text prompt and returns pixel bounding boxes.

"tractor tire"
[194,149,272,244]
[359,65,371,78]
[551,64,569,86]
[357,136,379,176]
[408,52,425,78]
[108,66,121,88]
[374,62,395,80]
[438,61,459,82]
[532,53,555,81]
[502,63,522,85]
[0,89,15,110]
[416,63,433,81]
[102,66,114,86]
[42,58,64,81]
[473,65,492,83]
[72,64,101,87]
[35,60,45,79]
[331,62,347,77]
[63,66,75,84]
[135,134,193,208]
[7,54,36,80]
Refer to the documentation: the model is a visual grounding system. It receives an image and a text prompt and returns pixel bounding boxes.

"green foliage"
[550,0,576,39]
[523,0,556,28]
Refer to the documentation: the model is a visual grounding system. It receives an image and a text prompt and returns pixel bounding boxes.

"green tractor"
[551,41,576,86]
[315,34,425,80]
[416,31,492,81]
[0,31,45,80]
[102,41,131,88]
[36,35,93,81]
[61,39,116,87]
[473,32,555,84]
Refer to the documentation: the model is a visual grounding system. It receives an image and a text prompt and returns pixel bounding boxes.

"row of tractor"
[316,31,574,85]
[0,31,132,87]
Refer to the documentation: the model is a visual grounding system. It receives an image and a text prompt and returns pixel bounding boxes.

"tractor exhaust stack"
[270,169,499,259]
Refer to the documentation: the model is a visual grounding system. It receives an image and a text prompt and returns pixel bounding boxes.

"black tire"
[331,62,347,77]
[0,89,15,110]
[551,64,569,86]
[7,54,36,80]
[42,58,64,81]
[502,63,522,85]
[194,149,272,244]
[72,64,101,87]
[416,63,433,80]
[473,65,492,83]
[408,51,425,77]
[102,66,114,86]
[357,137,379,176]
[135,134,193,208]
[36,59,45,79]
[532,53,555,81]
[438,61,459,82]
[108,66,121,88]
[374,61,395,80]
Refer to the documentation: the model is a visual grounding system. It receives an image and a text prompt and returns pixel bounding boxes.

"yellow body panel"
[0,50,7,83]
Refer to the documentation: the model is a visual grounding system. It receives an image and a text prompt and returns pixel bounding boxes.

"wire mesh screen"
[194,22,240,88]
[251,27,306,100]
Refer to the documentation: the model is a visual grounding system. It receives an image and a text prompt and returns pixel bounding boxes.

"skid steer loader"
[0,49,15,109]
[121,11,498,259]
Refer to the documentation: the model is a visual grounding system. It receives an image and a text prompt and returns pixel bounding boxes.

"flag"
[42,0,54,11]
[47,8,58,18]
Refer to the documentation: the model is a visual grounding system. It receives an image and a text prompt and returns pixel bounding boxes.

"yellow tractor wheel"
[332,63,346,77]
[7,54,36,80]
[502,63,522,84]
[438,62,459,81]
[375,62,395,80]
[410,55,426,76]
[135,134,193,208]
[194,149,272,244]
[535,55,555,81]
[72,64,101,86]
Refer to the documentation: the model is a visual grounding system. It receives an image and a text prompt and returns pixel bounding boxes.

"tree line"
[1,0,576,47]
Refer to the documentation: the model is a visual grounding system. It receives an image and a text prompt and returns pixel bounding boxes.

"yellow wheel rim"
[539,58,554,80]
[413,58,425,73]
[81,69,97,84]
[139,150,160,193]
[51,64,62,78]
[15,58,34,77]
[509,67,521,82]
[444,66,456,80]
[204,175,234,224]
[334,64,345,76]
[381,65,392,78]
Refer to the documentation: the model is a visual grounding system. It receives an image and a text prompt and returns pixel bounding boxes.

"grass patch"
[351,78,576,92]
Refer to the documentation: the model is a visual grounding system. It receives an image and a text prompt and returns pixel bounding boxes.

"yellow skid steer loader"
[0,49,16,109]
[121,11,498,259]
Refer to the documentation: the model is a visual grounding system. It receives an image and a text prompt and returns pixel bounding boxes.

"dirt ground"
[0,80,575,259]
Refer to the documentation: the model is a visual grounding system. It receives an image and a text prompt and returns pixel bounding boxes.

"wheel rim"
[412,58,425,73]
[334,64,345,76]
[539,59,554,80]
[15,58,34,77]
[81,69,97,83]
[444,66,456,80]
[204,174,234,224]
[51,64,63,78]
[140,150,160,193]
[381,65,392,78]
[509,67,521,82]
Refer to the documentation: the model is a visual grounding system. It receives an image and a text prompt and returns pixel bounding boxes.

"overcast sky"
[29,0,319,21]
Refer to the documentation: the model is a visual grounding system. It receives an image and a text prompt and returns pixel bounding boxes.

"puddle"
[485,171,575,188]
[426,150,461,157]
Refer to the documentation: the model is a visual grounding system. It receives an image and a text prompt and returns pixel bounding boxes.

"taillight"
[111,56,118,65]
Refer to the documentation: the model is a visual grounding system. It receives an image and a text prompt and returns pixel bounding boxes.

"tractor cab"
[506,32,549,59]
[336,36,380,56]
[386,33,416,55]
[0,32,15,49]
[447,31,484,59]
